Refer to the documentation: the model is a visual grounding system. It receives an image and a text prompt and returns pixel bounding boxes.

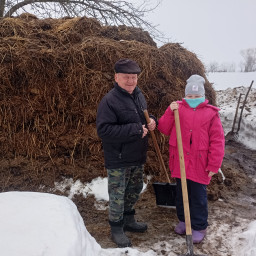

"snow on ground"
[1,72,255,256]
[207,72,256,150]
[206,72,255,90]
[54,176,150,201]
[0,191,157,256]
[0,192,102,256]
[216,86,256,150]
[54,177,256,256]
[3,176,254,256]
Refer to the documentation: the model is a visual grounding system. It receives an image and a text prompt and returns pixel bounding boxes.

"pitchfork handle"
[143,110,171,183]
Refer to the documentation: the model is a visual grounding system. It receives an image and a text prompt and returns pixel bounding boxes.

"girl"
[158,74,225,243]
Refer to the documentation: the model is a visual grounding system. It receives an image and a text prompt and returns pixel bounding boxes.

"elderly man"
[96,59,156,247]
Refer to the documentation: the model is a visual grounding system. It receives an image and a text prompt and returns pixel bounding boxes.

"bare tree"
[220,62,237,72]
[240,48,256,72]
[207,61,219,73]
[207,61,236,73]
[228,62,236,72]
[0,0,162,36]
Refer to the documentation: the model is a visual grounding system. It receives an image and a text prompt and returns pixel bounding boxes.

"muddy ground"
[73,139,256,255]
[1,138,255,255]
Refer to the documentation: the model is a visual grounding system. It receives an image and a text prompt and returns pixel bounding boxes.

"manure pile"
[0,13,216,190]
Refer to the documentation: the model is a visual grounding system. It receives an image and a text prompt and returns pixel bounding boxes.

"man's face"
[115,73,138,94]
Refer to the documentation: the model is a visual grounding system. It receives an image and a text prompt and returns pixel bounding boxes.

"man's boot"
[109,220,132,248]
[123,209,147,232]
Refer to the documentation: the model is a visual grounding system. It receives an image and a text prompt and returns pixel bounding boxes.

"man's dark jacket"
[96,83,154,169]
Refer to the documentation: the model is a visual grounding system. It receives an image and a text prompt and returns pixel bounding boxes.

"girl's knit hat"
[185,74,205,96]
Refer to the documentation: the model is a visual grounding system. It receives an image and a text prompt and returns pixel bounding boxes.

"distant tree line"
[207,48,256,73]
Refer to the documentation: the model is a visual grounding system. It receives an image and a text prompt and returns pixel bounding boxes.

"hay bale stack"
[0,15,215,189]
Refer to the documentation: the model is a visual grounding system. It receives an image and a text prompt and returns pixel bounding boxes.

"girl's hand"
[170,101,179,111]
[208,171,215,177]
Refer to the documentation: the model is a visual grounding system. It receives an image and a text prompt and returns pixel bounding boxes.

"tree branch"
[0,0,5,17]
[3,0,164,40]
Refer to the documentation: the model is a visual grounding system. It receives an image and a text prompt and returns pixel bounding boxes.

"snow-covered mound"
[0,192,102,256]
[0,192,155,256]
[216,86,256,150]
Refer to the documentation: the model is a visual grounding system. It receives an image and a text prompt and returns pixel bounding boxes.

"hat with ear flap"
[185,74,205,97]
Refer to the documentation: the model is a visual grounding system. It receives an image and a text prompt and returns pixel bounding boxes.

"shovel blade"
[178,235,207,256]
[153,182,176,207]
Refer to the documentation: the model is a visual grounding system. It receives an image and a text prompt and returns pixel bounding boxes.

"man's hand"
[142,125,148,138]
[147,118,156,131]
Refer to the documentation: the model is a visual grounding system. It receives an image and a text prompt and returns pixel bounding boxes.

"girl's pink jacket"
[158,99,225,185]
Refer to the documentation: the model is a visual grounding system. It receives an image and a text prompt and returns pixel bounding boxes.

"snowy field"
[1,72,255,256]
[206,72,255,90]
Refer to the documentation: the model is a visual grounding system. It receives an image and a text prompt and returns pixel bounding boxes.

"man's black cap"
[114,59,141,74]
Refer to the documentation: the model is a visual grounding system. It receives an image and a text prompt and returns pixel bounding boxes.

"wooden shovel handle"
[143,110,171,183]
[174,109,192,235]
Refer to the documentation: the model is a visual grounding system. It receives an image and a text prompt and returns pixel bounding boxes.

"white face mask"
[184,97,205,108]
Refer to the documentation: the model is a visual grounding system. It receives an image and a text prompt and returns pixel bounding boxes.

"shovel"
[174,109,207,256]
[144,110,176,207]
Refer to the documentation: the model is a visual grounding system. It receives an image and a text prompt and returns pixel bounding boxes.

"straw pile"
[0,14,216,190]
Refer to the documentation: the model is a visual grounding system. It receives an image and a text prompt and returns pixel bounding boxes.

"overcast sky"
[141,0,256,68]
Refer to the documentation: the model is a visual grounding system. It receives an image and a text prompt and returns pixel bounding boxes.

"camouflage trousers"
[107,165,144,222]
